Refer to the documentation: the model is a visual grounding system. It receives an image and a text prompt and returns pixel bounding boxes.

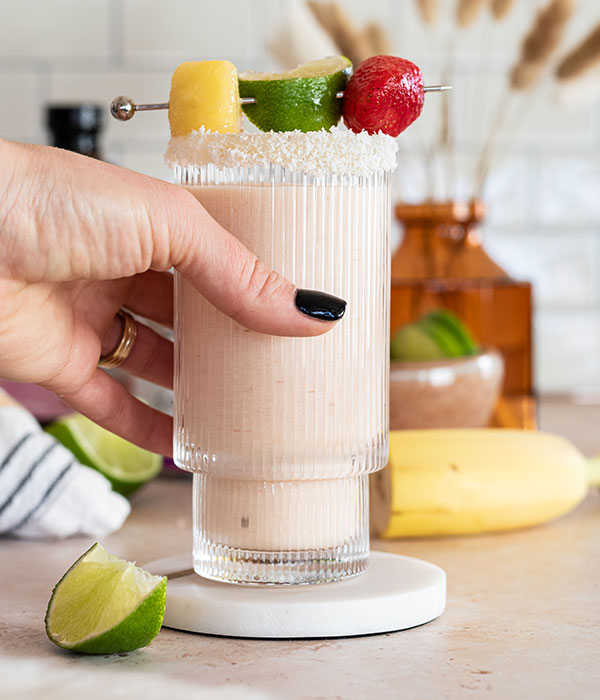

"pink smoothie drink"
[168,128,397,584]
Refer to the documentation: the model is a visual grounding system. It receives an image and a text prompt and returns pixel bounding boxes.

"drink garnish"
[111,55,449,137]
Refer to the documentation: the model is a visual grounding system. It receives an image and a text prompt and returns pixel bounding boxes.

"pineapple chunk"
[168,60,241,136]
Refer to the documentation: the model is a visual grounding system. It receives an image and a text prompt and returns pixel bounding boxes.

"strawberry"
[343,55,425,137]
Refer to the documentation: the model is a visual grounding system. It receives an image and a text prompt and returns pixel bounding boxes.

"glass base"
[193,540,368,586]
[192,473,369,585]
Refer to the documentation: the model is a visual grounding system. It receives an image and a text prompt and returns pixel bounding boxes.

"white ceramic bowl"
[389,349,504,429]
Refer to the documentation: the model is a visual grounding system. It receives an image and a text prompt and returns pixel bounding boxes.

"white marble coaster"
[144,551,446,639]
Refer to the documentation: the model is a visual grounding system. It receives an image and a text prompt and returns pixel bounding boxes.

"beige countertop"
[2,399,599,699]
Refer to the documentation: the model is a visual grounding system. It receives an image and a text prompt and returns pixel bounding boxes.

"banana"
[370,429,589,538]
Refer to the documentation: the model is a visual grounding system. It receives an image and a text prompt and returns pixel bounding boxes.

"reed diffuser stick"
[473,91,512,197]
[440,40,456,201]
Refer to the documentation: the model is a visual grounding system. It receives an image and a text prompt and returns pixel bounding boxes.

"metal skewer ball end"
[110,95,136,121]
[110,95,170,121]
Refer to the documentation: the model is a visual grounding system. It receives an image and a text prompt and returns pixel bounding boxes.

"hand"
[0,140,340,456]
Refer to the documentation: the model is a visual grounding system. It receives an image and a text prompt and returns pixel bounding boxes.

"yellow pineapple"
[168,60,241,136]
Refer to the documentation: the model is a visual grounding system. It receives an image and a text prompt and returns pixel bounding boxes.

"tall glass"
[173,158,391,585]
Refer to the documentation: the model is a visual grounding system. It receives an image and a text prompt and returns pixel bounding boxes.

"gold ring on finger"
[98,309,137,369]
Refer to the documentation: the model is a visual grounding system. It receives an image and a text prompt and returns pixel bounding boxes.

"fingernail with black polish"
[295,289,346,322]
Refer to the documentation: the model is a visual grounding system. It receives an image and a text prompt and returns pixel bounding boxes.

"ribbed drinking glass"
[173,159,390,585]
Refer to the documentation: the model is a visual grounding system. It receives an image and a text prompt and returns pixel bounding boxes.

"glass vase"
[391,200,534,428]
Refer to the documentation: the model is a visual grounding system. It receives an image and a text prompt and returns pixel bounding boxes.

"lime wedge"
[45,543,166,654]
[239,55,351,132]
[46,414,162,497]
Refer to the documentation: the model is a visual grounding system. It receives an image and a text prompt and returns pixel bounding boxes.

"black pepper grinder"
[45,104,104,159]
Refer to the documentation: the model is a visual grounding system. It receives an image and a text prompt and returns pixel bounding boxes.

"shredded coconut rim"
[165,126,398,177]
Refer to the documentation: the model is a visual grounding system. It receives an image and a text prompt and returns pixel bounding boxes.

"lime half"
[239,55,351,132]
[418,315,466,358]
[45,543,166,654]
[46,413,162,496]
[390,310,480,361]
[390,324,447,361]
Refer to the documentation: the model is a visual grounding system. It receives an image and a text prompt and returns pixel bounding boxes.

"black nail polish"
[295,289,346,322]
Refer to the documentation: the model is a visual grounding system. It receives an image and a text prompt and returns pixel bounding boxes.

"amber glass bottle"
[391,201,535,428]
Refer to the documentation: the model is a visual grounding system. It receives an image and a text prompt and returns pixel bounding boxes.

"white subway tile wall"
[0,0,598,392]
[0,0,111,59]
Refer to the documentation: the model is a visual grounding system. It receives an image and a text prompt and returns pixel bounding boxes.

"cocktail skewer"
[110,86,451,122]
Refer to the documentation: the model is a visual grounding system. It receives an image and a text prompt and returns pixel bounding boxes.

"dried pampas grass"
[521,0,573,63]
[556,23,600,81]
[510,62,543,90]
[456,0,485,27]
[269,0,339,69]
[475,0,574,195]
[510,0,574,90]
[306,1,371,66]
[364,22,393,55]
[490,0,517,21]
[415,0,437,25]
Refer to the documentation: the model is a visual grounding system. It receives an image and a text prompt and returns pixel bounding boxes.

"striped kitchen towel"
[0,389,130,538]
